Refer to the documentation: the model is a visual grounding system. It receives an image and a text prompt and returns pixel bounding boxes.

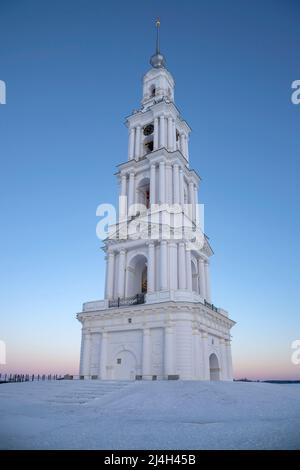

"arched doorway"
[113,350,137,380]
[126,254,148,297]
[209,353,220,381]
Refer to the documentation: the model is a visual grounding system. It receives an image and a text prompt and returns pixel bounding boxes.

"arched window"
[126,254,148,297]
[137,178,150,209]
[150,86,156,97]
[144,140,153,154]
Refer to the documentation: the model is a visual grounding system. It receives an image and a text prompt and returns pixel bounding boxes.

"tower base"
[77,300,235,381]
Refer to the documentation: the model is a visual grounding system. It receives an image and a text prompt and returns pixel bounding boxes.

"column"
[119,173,127,219]
[164,326,175,376]
[142,329,151,377]
[178,242,186,289]
[135,125,141,159]
[201,332,210,380]
[160,241,168,290]
[128,127,135,160]
[100,332,108,380]
[159,115,165,148]
[154,117,159,150]
[179,169,184,205]
[166,164,172,204]
[128,172,135,214]
[167,116,173,151]
[204,260,211,302]
[169,242,178,291]
[220,339,228,380]
[188,181,194,220]
[185,248,192,292]
[173,164,180,204]
[106,252,115,299]
[180,133,185,155]
[117,250,126,298]
[226,340,233,380]
[80,332,92,377]
[159,161,166,204]
[183,135,188,158]
[120,173,127,196]
[198,258,206,298]
[193,329,202,379]
[79,330,85,376]
[150,164,156,205]
[90,333,101,377]
[172,119,176,150]
[194,184,199,226]
[147,242,155,293]
[185,134,189,160]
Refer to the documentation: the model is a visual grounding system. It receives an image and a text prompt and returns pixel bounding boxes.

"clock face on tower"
[143,124,154,136]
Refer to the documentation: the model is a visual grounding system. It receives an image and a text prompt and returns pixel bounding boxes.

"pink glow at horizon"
[1,353,299,381]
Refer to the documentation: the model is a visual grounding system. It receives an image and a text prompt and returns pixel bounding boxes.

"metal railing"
[204,299,219,313]
[108,293,145,308]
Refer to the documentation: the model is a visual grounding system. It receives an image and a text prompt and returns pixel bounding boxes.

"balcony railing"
[204,299,218,312]
[108,293,145,308]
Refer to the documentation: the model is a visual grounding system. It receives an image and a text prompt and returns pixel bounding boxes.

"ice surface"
[0,380,299,449]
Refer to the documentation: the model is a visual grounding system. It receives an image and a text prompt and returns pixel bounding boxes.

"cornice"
[77,299,235,328]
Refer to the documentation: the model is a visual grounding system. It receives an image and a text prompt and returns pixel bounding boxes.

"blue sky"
[0,0,299,379]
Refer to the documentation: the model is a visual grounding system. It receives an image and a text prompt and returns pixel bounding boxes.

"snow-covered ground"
[0,380,299,449]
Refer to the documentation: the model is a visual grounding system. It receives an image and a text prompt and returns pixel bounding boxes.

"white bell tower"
[77,19,235,382]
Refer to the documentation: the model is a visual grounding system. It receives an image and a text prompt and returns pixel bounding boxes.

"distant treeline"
[235,378,300,384]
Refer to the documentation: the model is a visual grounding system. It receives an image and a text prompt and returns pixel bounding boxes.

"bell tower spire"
[150,17,166,69]
[155,17,160,54]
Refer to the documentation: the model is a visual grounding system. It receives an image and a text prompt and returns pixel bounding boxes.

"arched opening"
[209,353,220,381]
[175,129,180,150]
[191,259,198,293]
[150,85,156,97]
[137,177,150,209]
[144,140,154,154]
[141,266,147,293]
[126,254,148,297]
[113,350,137,380]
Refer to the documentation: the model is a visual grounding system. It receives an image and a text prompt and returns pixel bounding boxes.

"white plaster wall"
[107,329,143,379]
[175,319,194,379]
[90,333,101,376]
[78,303,234,381]
[150,328,164,376]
